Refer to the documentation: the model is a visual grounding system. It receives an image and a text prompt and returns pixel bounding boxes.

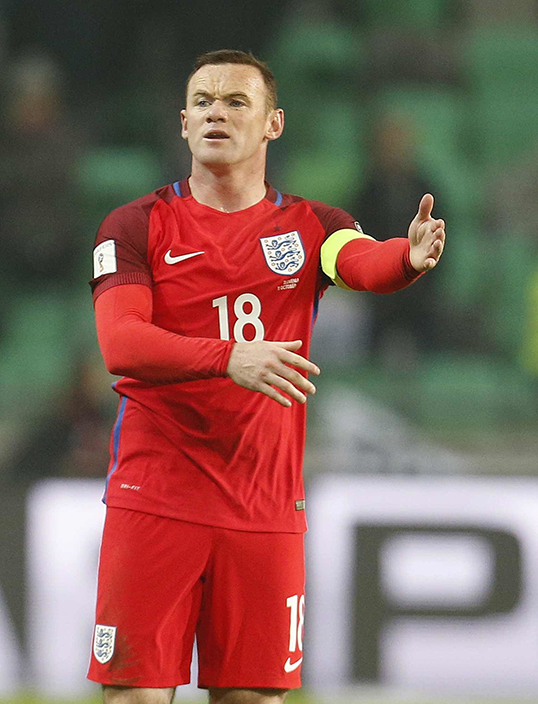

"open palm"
[408,193,446,272]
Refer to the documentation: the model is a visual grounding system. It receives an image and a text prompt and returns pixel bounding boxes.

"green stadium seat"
[78,146,165,228]
[468,92,538,166]
[0,290,75,418]
[346,352,537,433]
[520,267,538,377]
[269,18,362,83]
[465,26,538,89]
[372,86,481,227]
[464,26,538,165]
[416,353,537,432]
[373,87,466,170]
[484,233,536,359]
[282,147,362,210]
[354,0,450,29]
[268,17,364,206]
[279,99,365,208]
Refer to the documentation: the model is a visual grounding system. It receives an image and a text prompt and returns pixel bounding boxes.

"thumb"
[417,193,434,221]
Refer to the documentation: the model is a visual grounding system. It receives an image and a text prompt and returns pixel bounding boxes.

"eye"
[196,99,210,107]
[230,99,245,108]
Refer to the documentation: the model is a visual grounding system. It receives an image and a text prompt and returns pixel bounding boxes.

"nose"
[206,100,228,123]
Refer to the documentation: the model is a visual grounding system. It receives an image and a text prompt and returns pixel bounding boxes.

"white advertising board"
[0,476,535,698]
[306,475,538,696]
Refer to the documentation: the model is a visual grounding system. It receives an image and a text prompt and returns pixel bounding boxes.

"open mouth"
[204,131,230,140]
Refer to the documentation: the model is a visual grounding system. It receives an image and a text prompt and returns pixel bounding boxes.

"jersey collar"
[174,177,282,206]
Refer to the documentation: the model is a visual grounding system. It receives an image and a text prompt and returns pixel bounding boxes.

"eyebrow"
[192,90,251,101]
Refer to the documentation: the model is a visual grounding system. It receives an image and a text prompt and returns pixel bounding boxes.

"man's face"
[181,63,283,169]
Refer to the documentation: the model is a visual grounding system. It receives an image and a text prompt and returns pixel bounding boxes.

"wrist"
[405,244,424,279]
[222,340,237,377]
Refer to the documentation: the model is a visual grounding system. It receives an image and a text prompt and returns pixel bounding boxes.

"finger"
[264,373,307,404]
[258,382,293,408]
[268,340,320,374]
[429,229,445,252]
[430,238,444,255]
[423,234,443,257]
[424,240,444,268]
[274,339,303,351]
[276,365,317,395]
[279,350,321,375]
[434,224,446,241]
[417,193,434,221]
[421,221,445,245]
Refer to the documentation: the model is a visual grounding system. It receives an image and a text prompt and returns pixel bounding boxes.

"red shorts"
[87,507,305,690]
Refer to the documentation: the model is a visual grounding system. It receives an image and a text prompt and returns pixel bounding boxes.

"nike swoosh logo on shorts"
[284,656,303,673]
[164,250,205,265]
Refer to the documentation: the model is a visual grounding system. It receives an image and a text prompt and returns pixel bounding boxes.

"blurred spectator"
[0,49,83,297]
[465,0,537,25]
[350,112,441,369]
[9,352,116,483]
[487,146,538,244]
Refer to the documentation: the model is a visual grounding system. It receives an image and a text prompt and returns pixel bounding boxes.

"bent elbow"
[102,352,128,378]
[105,360,129,377]
[100,337,135,378]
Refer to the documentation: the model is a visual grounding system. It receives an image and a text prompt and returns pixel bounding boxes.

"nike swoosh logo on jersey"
[164,250,205,265]
[284,656,303,673]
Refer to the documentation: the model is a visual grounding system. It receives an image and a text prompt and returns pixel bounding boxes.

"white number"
[212,293,265,342]
[298,594,305,651]
[286,594,305,652]
[212,296,230,341]
[233,293,264,342]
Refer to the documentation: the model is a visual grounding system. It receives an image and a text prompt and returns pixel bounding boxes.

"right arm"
[95,283,233,384]
[95,283,319,407]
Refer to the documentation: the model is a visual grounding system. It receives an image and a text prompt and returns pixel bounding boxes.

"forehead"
[187,63,266,100]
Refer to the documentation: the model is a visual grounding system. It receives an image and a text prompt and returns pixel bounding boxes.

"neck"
[188,159,267,212]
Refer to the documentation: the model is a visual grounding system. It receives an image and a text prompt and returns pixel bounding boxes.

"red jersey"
[91,178,358,533]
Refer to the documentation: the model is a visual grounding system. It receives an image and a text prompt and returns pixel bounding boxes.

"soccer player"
[87,50,445,704]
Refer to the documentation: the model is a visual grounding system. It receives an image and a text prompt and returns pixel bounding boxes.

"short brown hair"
[186,49,278,112]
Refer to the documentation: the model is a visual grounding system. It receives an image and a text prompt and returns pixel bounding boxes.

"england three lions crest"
[260,231,305,276]
[93,624,116,664]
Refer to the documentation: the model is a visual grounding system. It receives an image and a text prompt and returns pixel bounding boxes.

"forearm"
[95,284,234,384]
[336,237,422,293]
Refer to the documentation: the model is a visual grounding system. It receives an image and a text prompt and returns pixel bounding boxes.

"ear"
[180,109,188,140]
[265,108,284,142]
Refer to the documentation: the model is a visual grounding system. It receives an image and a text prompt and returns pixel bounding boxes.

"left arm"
[322,193,446,292]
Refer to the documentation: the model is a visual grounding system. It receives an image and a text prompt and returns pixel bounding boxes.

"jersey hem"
[104,496,308,534]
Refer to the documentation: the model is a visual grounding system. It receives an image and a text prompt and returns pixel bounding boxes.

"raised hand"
[226,339,320,407]
[408,193,446,272]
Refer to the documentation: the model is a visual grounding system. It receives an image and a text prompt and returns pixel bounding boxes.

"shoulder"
[274,189,360,237]
[100,183,176,234]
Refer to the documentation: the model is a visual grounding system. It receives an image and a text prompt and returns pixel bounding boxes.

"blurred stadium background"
[2,0,538,702]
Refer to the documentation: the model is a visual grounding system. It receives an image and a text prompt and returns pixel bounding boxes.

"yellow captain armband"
[320,228,375,290]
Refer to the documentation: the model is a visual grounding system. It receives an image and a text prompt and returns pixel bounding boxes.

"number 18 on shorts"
[285,594,305,673]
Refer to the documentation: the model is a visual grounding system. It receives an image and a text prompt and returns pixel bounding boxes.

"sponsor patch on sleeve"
[93,239,117,278]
